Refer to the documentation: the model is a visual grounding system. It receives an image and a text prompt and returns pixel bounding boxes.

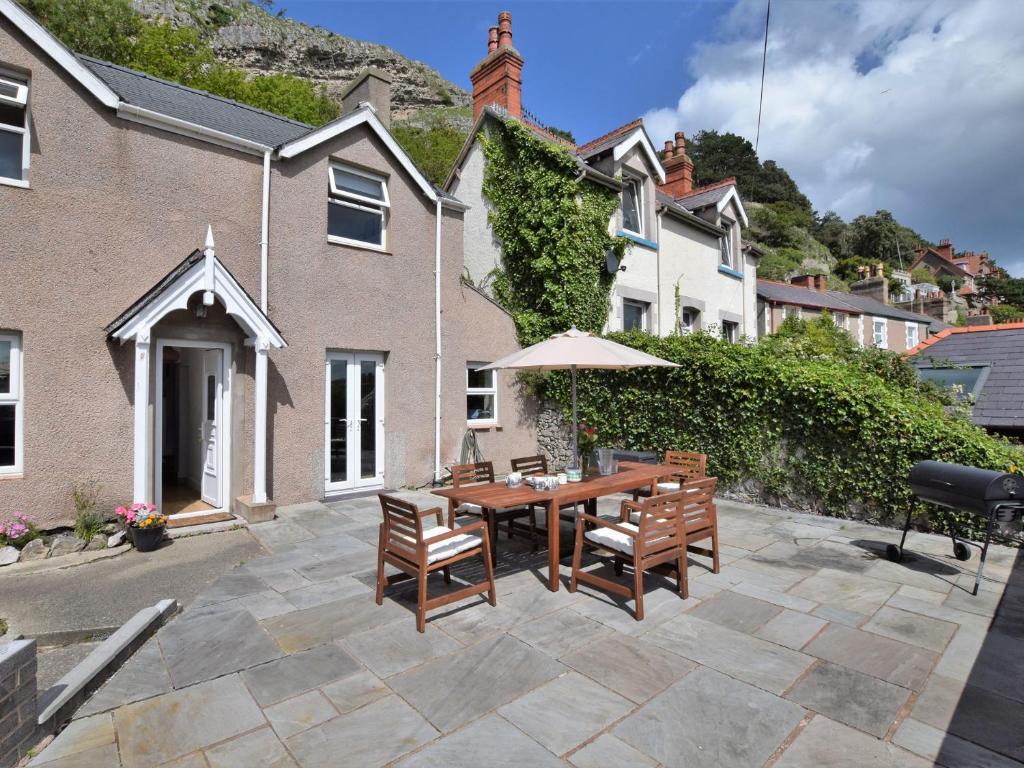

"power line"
[755,0,771,154]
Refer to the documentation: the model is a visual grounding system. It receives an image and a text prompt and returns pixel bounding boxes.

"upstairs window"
[328,164,389,249]
[0,73,29,186]
[622,299,649,332]
[720,218,735,268]
[906,323,919,349]
[467,363,497,426]
[872,317,888,348]
[621,177,643,236]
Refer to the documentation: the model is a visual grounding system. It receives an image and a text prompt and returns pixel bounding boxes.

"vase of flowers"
[578,423,599,475]
[115,503,168,552]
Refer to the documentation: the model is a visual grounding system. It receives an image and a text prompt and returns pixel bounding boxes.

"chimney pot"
[663,140,674,159]
[487,26,498,53]
[674,131,686,151]
[497,11,513,48]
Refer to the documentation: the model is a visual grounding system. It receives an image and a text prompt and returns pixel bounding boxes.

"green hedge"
[545,325,1023,543]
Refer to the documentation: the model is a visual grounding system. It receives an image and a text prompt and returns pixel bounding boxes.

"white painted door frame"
[324,351,385,496]
[154,339,233,518]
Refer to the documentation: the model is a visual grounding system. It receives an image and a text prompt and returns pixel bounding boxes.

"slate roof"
[908,324,1024,429]
[654,190,726,237]
[756,280,939,328]
[81,56,313,147]
[674,178,737,211]
[576,118,643,158]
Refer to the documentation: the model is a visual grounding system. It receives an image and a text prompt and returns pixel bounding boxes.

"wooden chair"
[510,454,580,533]
[623,476,720,577]
[646,451,707,496]
[375,494,496,633]
[570,489,692,620]
[449,462,538,558]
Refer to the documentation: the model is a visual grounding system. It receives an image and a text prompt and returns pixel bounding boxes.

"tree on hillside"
[844,210,927,268]
[758,160,812,212]
[812,211,849,259]
[687,130,761,195]
[980,275,1024,309]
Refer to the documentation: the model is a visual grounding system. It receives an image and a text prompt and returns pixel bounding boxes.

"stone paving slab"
[687,589,782,634]
[394,714,564,768]
[803,623,938,691]
[498,671,633,755]
[568,733,658,768]
[508,606,614,659]
[263,690,339,740]
[788,567,899,616]
[754,609,827,650]
[862,605,958,653]
[205,726,297,768]
[241,642,362,706]
[341,622,463,678]
[894,717,1024,768]
[784,661,911,737]
[614,666,805,768]
[774,715,931,768]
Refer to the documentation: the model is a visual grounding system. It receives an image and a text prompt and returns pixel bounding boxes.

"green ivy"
[545,321,1024,544]
[481,120,628,345]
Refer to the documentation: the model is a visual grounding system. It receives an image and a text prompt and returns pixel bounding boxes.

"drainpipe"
[434,197,443,484]
[260,150,271,313]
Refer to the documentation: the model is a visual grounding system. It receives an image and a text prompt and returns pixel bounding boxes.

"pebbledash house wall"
[0,17,534,525]
[761,303,929,353]
[0,15,262,527]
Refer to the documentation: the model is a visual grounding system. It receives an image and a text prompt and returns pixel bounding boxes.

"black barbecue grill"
[889,460,1024,595]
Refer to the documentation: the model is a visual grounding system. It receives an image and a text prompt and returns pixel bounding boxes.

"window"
[833,312,846,330]
[680,307,700,335]
[872,317,888,349]
[721,321,739,343]
[621,177,643,236]
[720,219,734,268]
[0,73,29,186]
[784,305,801,320]
[0,334,22,474]
[467,363,497,426]
[906,323,919,349]
[917,365,989,401]
[327,164,389,249]
[622,299,649,332]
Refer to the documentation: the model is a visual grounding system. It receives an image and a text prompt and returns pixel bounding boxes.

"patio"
[30,492,1023,768]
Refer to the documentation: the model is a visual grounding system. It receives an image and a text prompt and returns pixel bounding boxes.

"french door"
[199,349,223,506]
[325,352,385,493]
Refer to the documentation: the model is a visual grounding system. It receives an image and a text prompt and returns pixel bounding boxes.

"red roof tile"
[675,176,737,199]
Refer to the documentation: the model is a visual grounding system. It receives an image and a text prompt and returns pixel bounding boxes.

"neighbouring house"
[756,275,939,352]
[447,12,760,341]
[0,0,537,527]
[909,238,998,303]
[907,323,1024,439]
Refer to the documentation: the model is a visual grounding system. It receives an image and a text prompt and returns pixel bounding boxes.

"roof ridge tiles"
[576,118,643,155]
[676,176,737,199]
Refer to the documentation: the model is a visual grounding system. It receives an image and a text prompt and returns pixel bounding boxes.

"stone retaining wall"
[0,639,38,768]
[536,401,573,471]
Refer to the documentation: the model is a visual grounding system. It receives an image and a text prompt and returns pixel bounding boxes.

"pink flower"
[147,504,157,512]
[15,512,27,521]
[0,525,7,536]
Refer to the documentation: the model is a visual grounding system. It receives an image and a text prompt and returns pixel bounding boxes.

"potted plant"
[115,503,168,552]
[578,423,599,475]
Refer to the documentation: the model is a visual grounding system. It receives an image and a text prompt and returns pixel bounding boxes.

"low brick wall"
[0,639,38,768]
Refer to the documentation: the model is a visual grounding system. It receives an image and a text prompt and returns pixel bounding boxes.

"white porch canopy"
[107,227,286,507]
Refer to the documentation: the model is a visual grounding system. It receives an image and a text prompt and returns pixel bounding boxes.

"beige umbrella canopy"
[480,327,679,468]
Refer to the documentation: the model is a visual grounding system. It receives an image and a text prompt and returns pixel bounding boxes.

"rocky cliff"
[134,0,470,122]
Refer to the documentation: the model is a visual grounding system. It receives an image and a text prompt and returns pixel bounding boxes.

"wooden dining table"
[431,461,675,592]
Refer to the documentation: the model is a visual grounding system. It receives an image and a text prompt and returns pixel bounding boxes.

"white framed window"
[833,312,846,330]
[784,305,801,320]
[720,218,734,268]
[680,306,700,335]
[621,176,643,237]
[327,163,389,250]
[0,333,23,474]
[0,72,29,187]
[622,299,649,332]
[872,317,888,349]
[906,323,919,349]
[721,320,739,343]
[467,363,498,426]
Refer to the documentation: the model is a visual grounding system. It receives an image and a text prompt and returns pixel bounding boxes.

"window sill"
[0,472,24,481]
[0,177,29,189]
[718,265,744,280]
[468,422,501,431]
[616,230,658,251]
[327,235,390,254]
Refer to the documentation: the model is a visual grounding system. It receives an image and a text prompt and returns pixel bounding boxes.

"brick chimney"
[790,274,828,291]
[935,238,954,261]
[340,68,393,128]
[659,131,694,198]
[850,264,889,304]
[470,11,523,121]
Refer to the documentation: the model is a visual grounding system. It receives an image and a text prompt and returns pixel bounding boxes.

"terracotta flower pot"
[131,525,166,552]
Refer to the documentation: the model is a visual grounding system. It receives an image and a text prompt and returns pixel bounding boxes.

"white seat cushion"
[656,481,681,493]
[398,525,483,564]
[585,523,639,555]
[457,502,482,515]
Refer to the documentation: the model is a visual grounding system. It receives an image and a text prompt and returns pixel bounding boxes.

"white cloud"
[645,0,1024,275]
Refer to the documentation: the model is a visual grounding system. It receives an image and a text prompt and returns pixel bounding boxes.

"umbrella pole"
[571,364,578,469]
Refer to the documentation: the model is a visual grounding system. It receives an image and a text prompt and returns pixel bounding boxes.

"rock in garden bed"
[0,545,18,566]
[48,534,87,558]
[20,538,48,561]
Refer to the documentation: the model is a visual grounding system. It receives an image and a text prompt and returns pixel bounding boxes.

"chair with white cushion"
[623,476,719,577]
[450,462,537,558]
[569,490,691,621]
[375,493,496,632]
[652,451,707,494]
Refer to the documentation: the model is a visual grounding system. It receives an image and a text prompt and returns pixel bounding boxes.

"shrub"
[0,512,40,548]
[72,482,106,542]
[543,321,1023,543]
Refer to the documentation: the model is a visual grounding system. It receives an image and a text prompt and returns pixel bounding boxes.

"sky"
[281,0,1024,276]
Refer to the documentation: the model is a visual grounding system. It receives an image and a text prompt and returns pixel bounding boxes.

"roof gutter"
[117,103,273,156]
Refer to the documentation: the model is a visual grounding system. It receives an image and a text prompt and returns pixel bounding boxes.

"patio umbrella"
[480,327,679,469]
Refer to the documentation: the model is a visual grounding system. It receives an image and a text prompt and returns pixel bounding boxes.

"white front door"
[325,352,385,493]
[200,348,223,506]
